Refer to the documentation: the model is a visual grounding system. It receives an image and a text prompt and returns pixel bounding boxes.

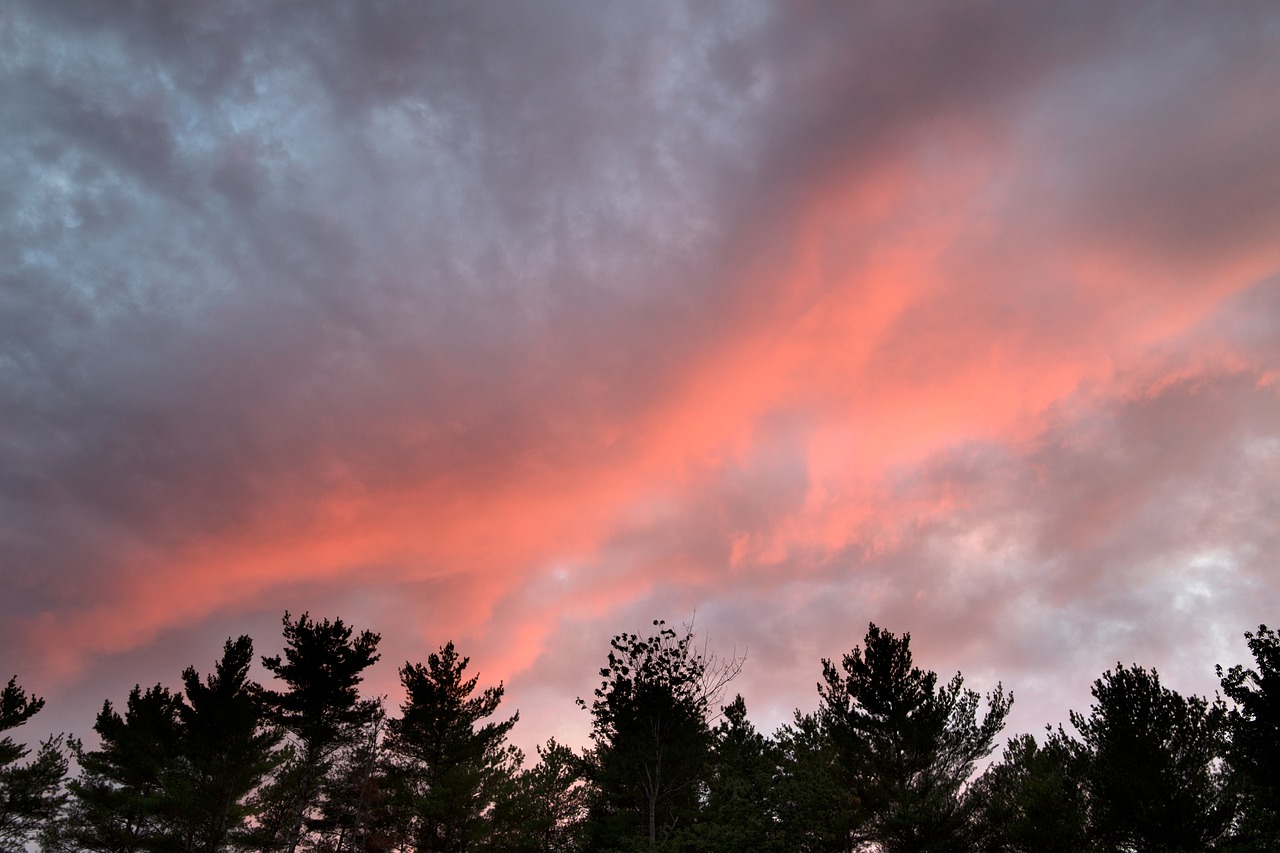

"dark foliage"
[578,620,739,853]
[259,612,382,853]
[972,729,1088,852]
[17,614,1275,853]
[818,623,1011,853]
[0,677,69,850]
[1069,663,1231,852]
[383,641,520,853]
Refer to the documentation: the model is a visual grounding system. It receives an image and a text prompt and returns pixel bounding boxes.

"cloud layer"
[4,1,1279,751]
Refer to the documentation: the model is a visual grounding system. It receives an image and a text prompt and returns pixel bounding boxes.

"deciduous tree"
[1219,624,1280,850]
[579,620,741,853]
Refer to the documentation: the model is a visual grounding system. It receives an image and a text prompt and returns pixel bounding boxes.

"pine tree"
[818,623,1010,853]
[771,711,854,853]
[697,695,782,853]
[260,612,382,853]
[1070,663,1230,852]
[971,730,1088,853]
[493,738,589,853]
[0,677,69,850]
[170,635,282,852]
[67,684,185,852]
[384,641,520,853]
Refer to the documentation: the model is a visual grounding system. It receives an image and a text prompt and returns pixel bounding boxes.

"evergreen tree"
[1069,663,1230,852]
[307,704,396,853]
[67,684,185,852]
[697,695,782,853]
[260,612,382,853]
[818,623,1011,853]
[492,738,589,853]
[383,641,520,853]
[1219,624,1280,850]
[169,635,282,852]
[771,711,853,853]
[972,729,1088,853]
[0,676,70,850]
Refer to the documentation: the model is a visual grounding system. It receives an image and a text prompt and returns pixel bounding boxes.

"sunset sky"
[4,1,1279,757]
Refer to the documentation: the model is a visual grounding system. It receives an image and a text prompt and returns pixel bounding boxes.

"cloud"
[2,1,1278,757]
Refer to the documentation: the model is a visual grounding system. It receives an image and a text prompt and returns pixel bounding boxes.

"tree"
[307,703,396,853]
[818,623,1011,853]
[260,612,382,853]
[578,620,741,853]
[493,738,590,853]
[67,684,185,852]
[383,641,521,853]
[0,676,69,850]
[697,695,783,853]
[771,711,853,853]
[1069,663,1230,852]
[1219,624,1280,850]
[971,729,1088,853]
[168,635,282,852]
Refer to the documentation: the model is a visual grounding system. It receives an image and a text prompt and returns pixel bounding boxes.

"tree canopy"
[818,623,1012,853]
[6,613,1279,852]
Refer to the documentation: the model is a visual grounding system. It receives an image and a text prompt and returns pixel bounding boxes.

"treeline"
[1,614,1277,852]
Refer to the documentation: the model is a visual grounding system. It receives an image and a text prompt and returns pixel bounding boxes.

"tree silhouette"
[1069,663,1230,852]
[260,612,382,853]
[0,676,69,850]
[771,711,853,853]
[579,620,741,852]
[170,635,283,852]
[384,641,520,853]
[1219,624,1280,850]
[493,737,590,853]
[697,694,783,853]
[972,729,1088,853]
[818,623,1011,853]
[67,684,185,852]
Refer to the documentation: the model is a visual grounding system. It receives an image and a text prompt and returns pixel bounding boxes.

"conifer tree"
[384,641,520,853]
[493,738,589,853]
[260,612,382,853]
[818,623,1010,853]
[1070,663,1230,852]
[67,684,185,852]
[698,695,782,853]
[771,711,855,853]
[170,635,282,852]
[971,730,1087,853]
[0,677,69,850]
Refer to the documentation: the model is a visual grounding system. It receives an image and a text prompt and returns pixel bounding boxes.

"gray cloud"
[3,1,1278,759]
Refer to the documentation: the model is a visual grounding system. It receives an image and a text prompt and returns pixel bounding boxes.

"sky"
[3,1,1279,759]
